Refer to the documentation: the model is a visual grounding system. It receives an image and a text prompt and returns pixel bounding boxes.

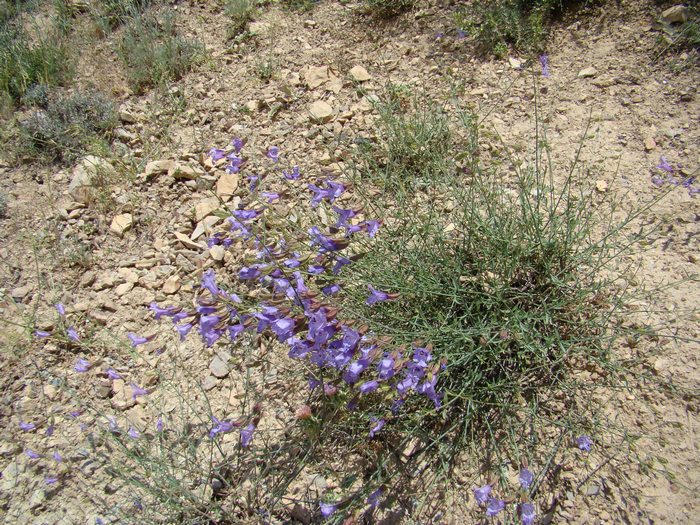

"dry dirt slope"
[0,0,698,523]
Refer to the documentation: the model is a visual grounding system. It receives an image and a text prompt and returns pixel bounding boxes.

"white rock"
[194,197,220,222]
[110,214,133,237]
[304,65,330,89]
[578,67,598,78]
[69,156,116,204]
[216,172,239,200]
[143,160,174,180]
[309,100,334,122]
[209,355,230,378]
[661,5,689,24]
[162,276,181,295]
[349,65,371,82]
[209,245,226,261]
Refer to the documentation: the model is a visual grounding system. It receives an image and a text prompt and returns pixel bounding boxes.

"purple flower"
[55,303,66,316]
[127,427,140,439]
[208,148,226,162]
[359,380,379,394]
[539,54,551,78]
[45,424,54,436]
[175,322,193,341]
[363,220,380,237]
[332,256,351,275]
[209,416,235,438]
[367,488,382,509]
[69,410,82,418]
[127,332,152,347]
[34,330,51,338]
[156,417,164,432]
[45,476,58,485]
[106,368,122,380]
[130,383,150,400]
[67,327,80,342]
[283,166,301,180]
[232,209,260,221]
[261,192,280,203]
[225,155,243,173]
[520,467,534,489]
[366,285,391,305]
[201,269,219,295]
[656,156,674,174]
[149,302,179,320]
[248,174,260,191]
[520,502,536,525]
[53,451,62,462]
[377,356,395,380]
[239,266,262,280]
[473,484,492,505]
[333,206,357,228]
[19,421,36,431]
[267,146,280,163]
[74,358,91,373]
[486,498,505,517]
[369,417,385,438]
[456,28,467,39]
[320,502,337,518]
[231,137,244,153]
[240,423,255,448]
[576,435,593,452]
[271,317,295,341]
[322,283,341,296]
[26,449,41,459]
[308,264,325,275]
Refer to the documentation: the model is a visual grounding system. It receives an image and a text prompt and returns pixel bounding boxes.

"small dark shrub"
[21,83,49,108]
[362,0,415,18]
[224,0,254,38]
[93,0,152,32]
[22,90,116,161]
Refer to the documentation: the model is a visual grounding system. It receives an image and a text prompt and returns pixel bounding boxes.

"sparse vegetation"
[21,89,116,161]
[117,13,204,93]
[92,0,153,33]
[362,0,415,18]
[224,0,255,38]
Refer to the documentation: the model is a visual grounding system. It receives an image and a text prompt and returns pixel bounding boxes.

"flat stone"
[578,67,598,78]
[69,156,116,204]
[168,163,203,180]
[162,276,180,295]
[119,107,138,124]
[111,379,136,410]
[349,65,371,82]
[110,214,133,237]
[202,375,219,391]
[309,100,334,122]
[304,65,330,89]
[661,5,689,24]
[174,232,205,250]
[115,282,134,297]
[216,172,239,200]
[644,137,657,151]
[143,160,174,180]
[191,216,222,240]
[194,197,220,222]
[11,284,32,300]
[209,355,230,378]
[209,245,226,261]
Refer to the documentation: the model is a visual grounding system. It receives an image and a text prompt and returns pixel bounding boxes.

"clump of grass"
[225,0,255,38]
[362,0,415,19]
[21,89,116,161]
[0,0,34,25]
[92,0,153,33]
[342,97,652,479]
[117,13,204,93]
[0,21,71,109]
[0,191,8,218]
[456,0,592,57]
[356,97,453,190]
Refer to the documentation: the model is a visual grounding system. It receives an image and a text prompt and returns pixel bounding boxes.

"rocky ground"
[0,0,698,523]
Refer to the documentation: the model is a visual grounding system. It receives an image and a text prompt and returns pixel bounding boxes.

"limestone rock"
[69,156,116,204]
[162,276,181,295]
[168,163,203,180]
[309,100,334,122]
[209,355,229,378]
[209,245,226,261]
[174,232,205,250]
[194,197,220,222]
[349,65,371,82]
[304,66,330,89]
[143,160,174,180]
[661,5,689,24]
[216,172,239,200]
[578,67,598,78]
[110,214,133,237]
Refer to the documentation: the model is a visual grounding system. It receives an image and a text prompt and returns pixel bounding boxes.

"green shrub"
[0,22,71,106]
[0,0,34,25]
[224,0,255,38]
[341,97,649,469]
[362,0,415,19]
[21,90,116,161]
[117,13,203,93]
[93,0,153,33]
[456,0,590,57]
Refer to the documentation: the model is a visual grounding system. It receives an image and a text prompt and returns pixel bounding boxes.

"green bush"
[93,0,153,33]
[0,22,71,107]
[224,0,255,38]
[456,0,590,57]
[117,13,203,93]
[21,89,116,161]
[362,0,415,19]
[341,97,646,468]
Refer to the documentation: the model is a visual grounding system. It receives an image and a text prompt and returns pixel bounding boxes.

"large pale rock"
[110,214,133,237]
[143,160,174,180]
[304,66,330,89]
[209,355,230,378]
[578,67,598,78]
[309,100,334,122]
[349,65,371,82]
[69,156,116,204]
[661,5,689,24]
[194,197,220,222]
[216,172,239,200]
[168,163,203,180]
[162,276,181,295]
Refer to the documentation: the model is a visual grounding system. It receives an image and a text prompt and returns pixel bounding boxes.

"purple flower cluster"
[472,467,536,522]
[651,156,699,196]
